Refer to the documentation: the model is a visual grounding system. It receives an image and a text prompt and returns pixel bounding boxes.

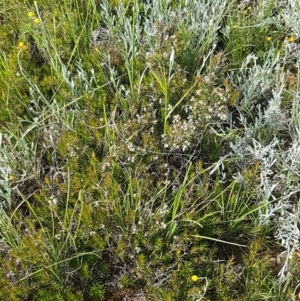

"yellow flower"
[18,41,26,50]
[266,36,272,42]
[8,174,15,181]
[34,18,40,24]
[27,11,35,18]
[298,291,300,299]
[191,275,199,282]
[287,36,295,43]
[247,6,252,10]
[232,25,237,29]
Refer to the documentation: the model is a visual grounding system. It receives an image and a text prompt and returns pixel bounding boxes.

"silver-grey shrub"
[221,44,300,277]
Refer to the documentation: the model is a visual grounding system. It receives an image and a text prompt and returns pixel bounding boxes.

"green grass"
[1,0,300,300]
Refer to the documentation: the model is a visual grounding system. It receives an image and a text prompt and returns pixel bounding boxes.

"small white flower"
[131,224,137,234]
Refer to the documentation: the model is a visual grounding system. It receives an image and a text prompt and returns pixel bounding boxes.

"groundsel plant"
[189,275,208,301]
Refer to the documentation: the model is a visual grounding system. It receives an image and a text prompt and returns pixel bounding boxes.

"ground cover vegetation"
[1,0,300,300]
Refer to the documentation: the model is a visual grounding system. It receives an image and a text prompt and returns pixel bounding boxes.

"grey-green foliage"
[0,133,36,207]
[98,0,228,84]
[99,0,228,51]
[142,0,228,51]
[228,51,281,112]
[283,0,300,37]
[216,44,300,278]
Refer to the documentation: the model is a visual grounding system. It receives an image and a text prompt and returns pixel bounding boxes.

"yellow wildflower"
[18,41,26,50]
[8,174,15,181]
[266,36,272,42]
[298,291,300,299]
[34,18,40,24]
[191,275,199,282]
[27,11,35,18]
[247,6,252,10]
[285,36,295,43]
[232,25,237,29]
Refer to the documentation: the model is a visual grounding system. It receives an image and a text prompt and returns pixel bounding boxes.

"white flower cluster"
[162,89,227,152]
[162,114,195,152]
